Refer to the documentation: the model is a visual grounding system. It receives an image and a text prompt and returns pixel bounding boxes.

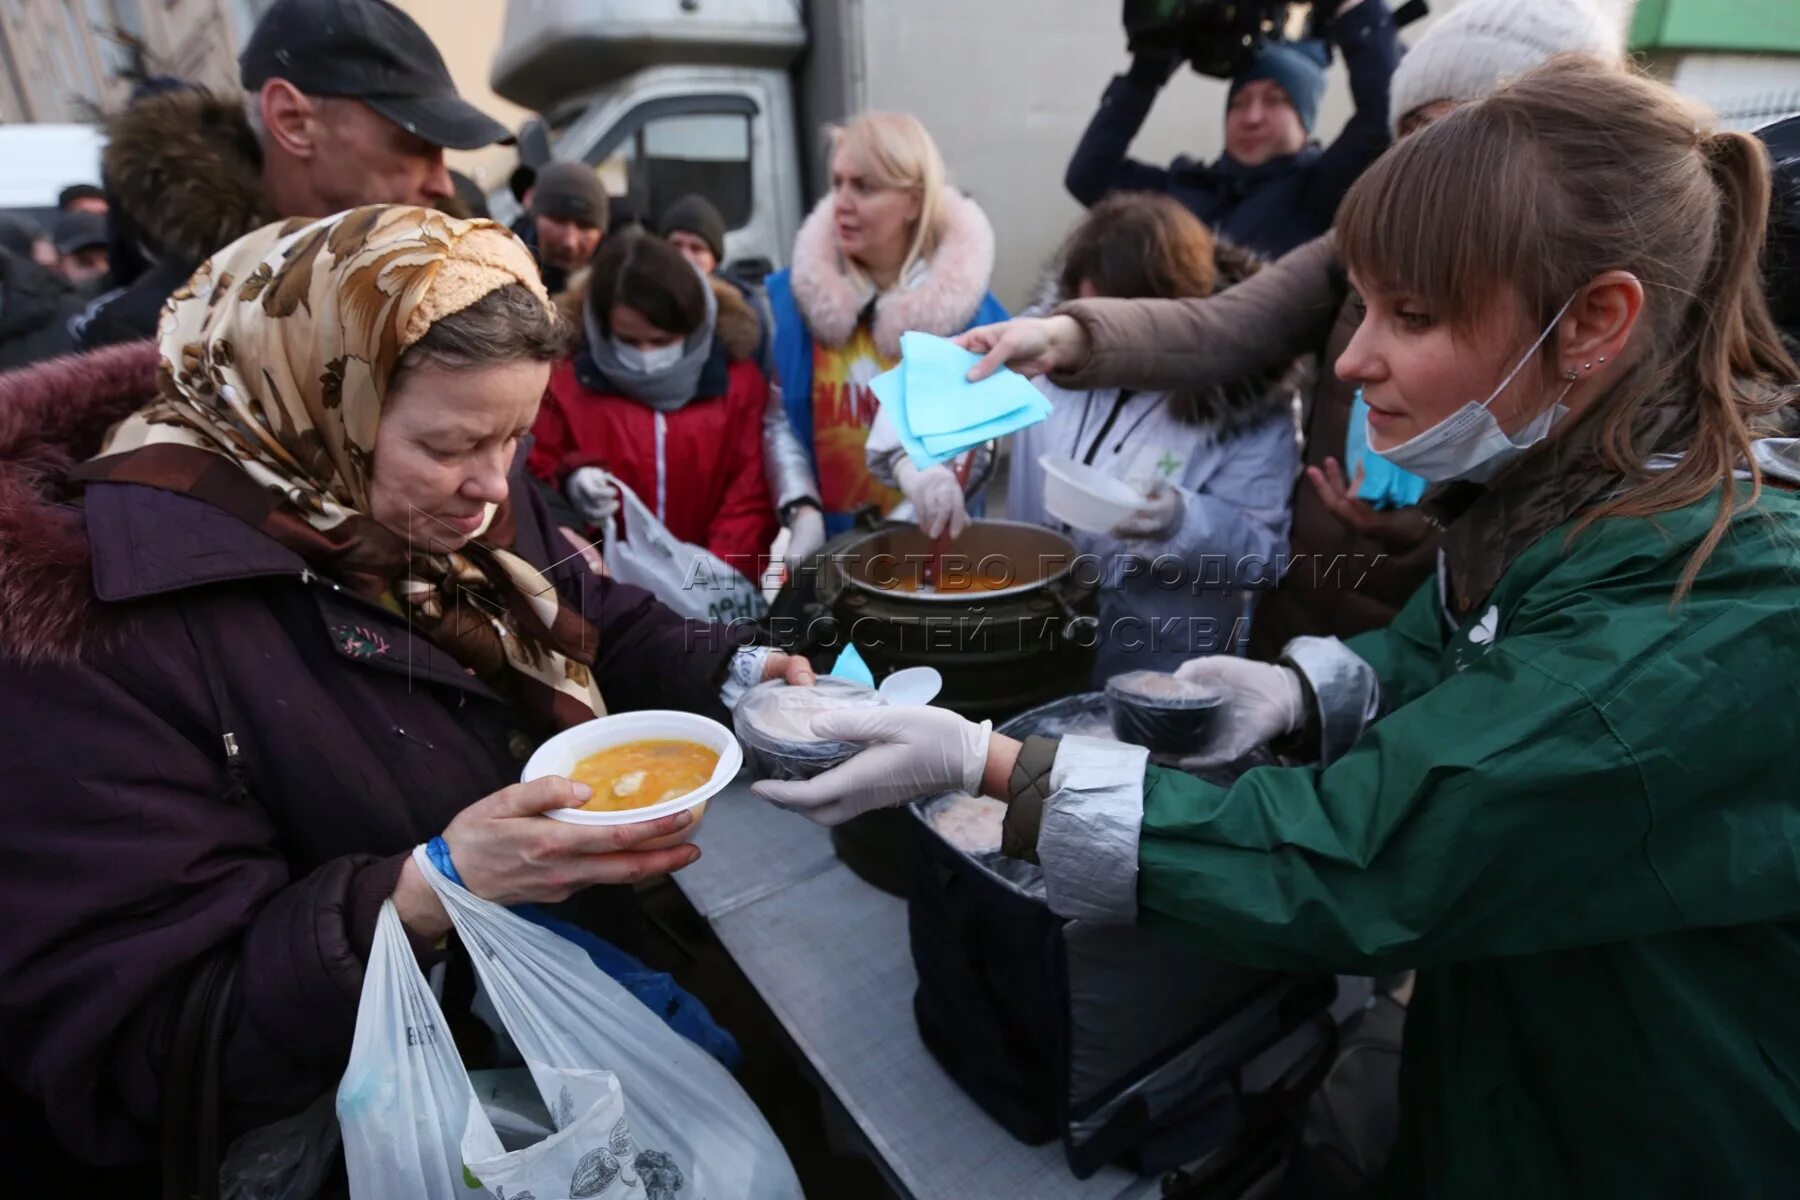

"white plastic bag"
[602,478,767,625]
[337,845,801,1199]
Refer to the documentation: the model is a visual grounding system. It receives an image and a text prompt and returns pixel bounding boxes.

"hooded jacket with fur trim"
[0,343,748,1169]
[533,273,778,576]
[761,189,1009,526]
[73,89,273,350]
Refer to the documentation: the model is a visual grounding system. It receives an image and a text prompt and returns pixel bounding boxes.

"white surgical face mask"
[1370,294,1578,484]
[611,338,686,375]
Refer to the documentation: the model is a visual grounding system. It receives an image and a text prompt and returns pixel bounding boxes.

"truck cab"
[490,0,807,280]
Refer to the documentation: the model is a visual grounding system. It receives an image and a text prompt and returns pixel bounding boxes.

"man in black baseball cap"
[240,0,509,216]
[72,0,514,349]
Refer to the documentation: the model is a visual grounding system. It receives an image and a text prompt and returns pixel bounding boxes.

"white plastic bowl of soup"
[522,710,743,845]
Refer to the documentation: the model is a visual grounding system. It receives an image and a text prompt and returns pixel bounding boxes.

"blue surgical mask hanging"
[1370,294,1578,484]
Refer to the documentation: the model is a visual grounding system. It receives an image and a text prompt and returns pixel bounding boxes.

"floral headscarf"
[79,205,606,729]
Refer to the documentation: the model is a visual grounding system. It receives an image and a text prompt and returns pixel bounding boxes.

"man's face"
[59,247,108,287]
[534,212,603,272]
[1224,80,1307,167]
[307,98,455,212]
[667,230,717,275]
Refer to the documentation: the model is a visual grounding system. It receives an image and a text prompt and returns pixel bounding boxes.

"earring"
[1598,356,1607,363]
[1561,368,1579,381]
[1582,362,1592,371]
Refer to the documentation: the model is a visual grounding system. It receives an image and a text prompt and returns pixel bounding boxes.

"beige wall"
[391,0,529,188]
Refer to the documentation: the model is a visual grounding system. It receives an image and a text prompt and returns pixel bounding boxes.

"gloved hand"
[782,503,827,571]
[566,467,620,525]
[1110,479,1185,540]
[751,705,992,826]
[1172,655,1305,767]
[895,458,970,540]
[1126,52,1183,89]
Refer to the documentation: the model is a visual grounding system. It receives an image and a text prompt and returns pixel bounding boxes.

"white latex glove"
[1173,656,1305,767]
[566,467,620,525]
[1109,479,1184,540]
[751,705,992,826]
[895,458,970,540]
[782,504,827,571]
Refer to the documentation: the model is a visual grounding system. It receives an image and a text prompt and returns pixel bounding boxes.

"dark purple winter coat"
[0,342,752,1167]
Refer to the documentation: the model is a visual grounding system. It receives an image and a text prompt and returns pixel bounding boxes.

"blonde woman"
[763,112,1007,565]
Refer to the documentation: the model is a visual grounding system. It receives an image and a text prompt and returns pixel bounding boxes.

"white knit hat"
[1389,0,1636,134]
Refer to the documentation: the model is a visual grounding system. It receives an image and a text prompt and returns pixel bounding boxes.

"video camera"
[1123,0,1427,79]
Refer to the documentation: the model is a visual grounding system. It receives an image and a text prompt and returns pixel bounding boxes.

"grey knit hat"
[1389,0,1635,134]
[530,161,609,228]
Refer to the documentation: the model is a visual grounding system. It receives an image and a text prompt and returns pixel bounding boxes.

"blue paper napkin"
[829,643,875,687]
[873,332,1052,470]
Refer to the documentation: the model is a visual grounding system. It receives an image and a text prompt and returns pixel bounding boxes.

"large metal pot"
[800,520,1101,894]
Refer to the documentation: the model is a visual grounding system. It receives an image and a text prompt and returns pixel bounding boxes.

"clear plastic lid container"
[733,677,890,781]
[1103,670,1227,754]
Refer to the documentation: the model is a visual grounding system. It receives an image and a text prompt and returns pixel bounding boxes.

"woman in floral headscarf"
[0,205,811,1179]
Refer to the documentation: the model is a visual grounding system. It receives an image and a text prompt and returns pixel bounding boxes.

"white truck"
[488,0,1372,308]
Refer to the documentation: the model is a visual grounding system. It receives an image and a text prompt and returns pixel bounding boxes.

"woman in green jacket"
[755,59,1800,1196]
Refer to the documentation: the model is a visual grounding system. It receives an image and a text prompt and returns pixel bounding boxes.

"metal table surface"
[677,782,1162,1200]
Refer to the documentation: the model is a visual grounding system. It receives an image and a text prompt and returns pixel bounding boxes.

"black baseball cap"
[239,0,509,152]
[52,210,108,256]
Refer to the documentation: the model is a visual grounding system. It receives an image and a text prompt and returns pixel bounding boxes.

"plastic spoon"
[878,666,944,706]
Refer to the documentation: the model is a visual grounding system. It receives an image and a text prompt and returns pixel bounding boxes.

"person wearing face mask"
[753,58,1800,1195]
[529,231,777,582]
[961,0,1635,659]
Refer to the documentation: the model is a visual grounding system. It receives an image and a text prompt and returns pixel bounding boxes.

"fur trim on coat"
[787,188,996,359]
[0,341,161,666]
[553,270,764,364]
[103,89,273,266]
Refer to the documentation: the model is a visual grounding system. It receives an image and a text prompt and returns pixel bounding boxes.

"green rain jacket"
[1033,471,1800,1196]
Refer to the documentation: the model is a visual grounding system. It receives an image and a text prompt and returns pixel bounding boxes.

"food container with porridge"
[1103,669,1228,756]
[733,677,890,781]
[521,710,742,844]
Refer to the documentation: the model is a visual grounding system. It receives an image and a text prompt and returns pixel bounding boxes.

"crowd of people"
[2,0,1800,1194]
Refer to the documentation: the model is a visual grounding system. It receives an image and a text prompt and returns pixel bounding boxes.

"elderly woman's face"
[368,359,549,551]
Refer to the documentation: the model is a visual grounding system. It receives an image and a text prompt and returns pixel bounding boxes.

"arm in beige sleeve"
[1050,233,1344,394]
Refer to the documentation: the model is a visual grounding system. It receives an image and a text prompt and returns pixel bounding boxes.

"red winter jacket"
[530,351,777,582]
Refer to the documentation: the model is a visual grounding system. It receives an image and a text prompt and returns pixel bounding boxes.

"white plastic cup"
[1039,454,1145,533]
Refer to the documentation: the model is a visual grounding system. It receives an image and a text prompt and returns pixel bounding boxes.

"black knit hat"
[529,161,609,229]
[658,194,727,263]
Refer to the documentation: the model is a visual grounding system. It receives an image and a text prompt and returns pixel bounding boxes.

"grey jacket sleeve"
[762,385,822,514]
[1282,635,1383,765]
[1050,233,1344,394]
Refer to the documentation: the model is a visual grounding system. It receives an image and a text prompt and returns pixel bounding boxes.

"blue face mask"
[1369,294,1577,484]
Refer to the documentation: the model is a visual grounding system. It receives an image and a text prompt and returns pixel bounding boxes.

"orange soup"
[570,739,721,812]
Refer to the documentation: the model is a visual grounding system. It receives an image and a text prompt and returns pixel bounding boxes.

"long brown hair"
[586,231,708,337]
[1057,193,1282,429]
[1057,192,1220,301]
[1336,56,1799,597]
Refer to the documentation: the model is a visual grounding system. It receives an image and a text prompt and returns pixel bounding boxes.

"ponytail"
[1612,130,1799,597]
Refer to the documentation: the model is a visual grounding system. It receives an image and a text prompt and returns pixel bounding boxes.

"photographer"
[1065,0,1398,259]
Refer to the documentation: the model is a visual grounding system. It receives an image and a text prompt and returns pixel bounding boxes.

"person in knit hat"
[961,0,1634,663]
[523,160,609,293]
[1065,0,1401,259]
[659,193,728,275]
[1388,0,1636,135]
[658,192,779,382]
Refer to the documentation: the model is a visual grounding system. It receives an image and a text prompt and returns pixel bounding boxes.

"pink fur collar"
[787,188,996,359]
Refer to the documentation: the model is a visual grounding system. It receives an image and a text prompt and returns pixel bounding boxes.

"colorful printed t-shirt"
[811,322,902,526]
